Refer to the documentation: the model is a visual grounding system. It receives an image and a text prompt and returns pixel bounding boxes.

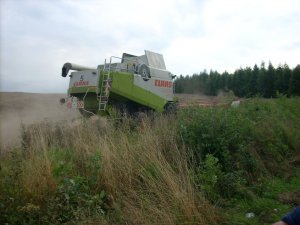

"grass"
[0,97,300,224]
[0,115,220,225]
[225,169,300,225]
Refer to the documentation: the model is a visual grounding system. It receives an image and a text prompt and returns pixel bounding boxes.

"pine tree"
[251,64,259,96]
[289,65,300,96]
[265,62,276,97]
[257,62,266,96]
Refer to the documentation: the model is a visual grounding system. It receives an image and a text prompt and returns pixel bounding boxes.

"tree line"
[175,62,300,97]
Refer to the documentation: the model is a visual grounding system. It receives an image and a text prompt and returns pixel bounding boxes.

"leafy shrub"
[43,176,106,224]
[178,106,255,174]
[194,154,247,202]
[194,154,223,202]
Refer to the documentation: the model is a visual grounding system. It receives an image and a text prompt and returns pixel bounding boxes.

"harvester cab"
[61,50,176,115]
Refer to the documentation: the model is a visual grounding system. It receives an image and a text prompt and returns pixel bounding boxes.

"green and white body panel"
[67,71,174,113]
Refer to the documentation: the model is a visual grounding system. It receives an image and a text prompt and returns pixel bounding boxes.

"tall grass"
[1,97,300,225]
[0,115,220,225]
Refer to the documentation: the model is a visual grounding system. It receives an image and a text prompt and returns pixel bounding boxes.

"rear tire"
[164,102,178,114]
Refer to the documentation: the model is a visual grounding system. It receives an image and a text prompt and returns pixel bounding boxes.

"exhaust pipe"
[61,62,96,77]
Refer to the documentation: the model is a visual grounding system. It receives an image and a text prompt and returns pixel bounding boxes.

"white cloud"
[0,0,299,92]
[164,0,300,74]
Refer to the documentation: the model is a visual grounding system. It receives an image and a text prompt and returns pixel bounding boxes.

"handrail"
[108,55,147,74]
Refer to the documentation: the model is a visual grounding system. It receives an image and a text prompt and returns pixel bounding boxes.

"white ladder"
[98,59,111,111]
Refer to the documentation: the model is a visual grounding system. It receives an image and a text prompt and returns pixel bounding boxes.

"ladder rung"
[100,97,108,100]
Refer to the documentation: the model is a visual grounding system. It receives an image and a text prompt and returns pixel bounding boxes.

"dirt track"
[0,92,80,150]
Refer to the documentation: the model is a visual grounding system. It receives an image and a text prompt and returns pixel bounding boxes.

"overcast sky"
[1,0,299,93]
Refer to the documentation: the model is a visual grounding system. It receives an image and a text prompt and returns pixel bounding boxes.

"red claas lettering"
[155,80,172,88]
[74,81,89,87]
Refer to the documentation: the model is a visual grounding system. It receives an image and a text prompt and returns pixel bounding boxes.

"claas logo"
[74,75,89,87]
[155,80,173,88]
[74,81,89,86]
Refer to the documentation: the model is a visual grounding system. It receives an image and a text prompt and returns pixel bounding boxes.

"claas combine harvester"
[61,50,177,116]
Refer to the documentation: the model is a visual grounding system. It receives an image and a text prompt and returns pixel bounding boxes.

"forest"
[175,63,300,97]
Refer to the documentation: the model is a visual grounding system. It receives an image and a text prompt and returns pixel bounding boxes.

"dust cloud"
[0,92,80,150]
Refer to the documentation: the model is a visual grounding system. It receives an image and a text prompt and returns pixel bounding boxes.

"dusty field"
[0,92,80,150]
[0,92,236,151]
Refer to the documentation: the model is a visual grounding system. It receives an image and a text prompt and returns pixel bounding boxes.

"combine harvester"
[61,50,177,116]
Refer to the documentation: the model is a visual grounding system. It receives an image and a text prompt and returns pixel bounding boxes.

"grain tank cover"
[145,50,166,70]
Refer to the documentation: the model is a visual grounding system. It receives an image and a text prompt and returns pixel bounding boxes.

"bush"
[178,106,256,174]
[194,154,223,201]
[178,98,300,194]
